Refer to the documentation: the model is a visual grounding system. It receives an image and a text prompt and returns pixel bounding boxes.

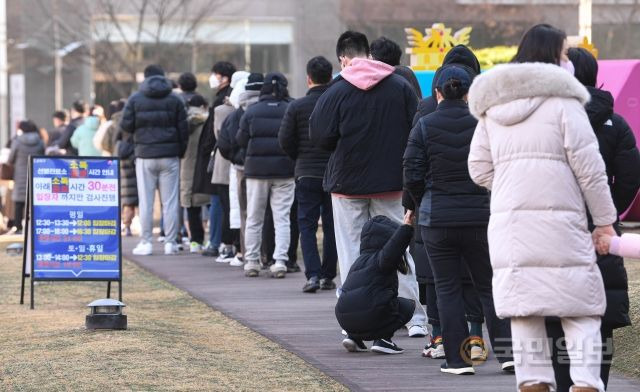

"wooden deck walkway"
[123,237,640,392]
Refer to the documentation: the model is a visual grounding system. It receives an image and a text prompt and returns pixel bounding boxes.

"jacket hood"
[83,116,100,130]
[360,215,400,252]
[468,62,590,123]
[431,45,481,96]
[188,106,208,125]
[18,132,42,146]
[341,58,395,91]
[585,86,614,130]
[140,75,173,98]
[238,90,260,110]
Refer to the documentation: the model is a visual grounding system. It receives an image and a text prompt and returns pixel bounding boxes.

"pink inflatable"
[597,60,640,220]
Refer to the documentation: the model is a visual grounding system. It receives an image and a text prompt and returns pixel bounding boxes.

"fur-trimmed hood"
[468,62,590,124]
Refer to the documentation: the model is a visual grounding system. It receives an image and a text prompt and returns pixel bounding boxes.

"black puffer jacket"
[587,86,640,329]
[218,107,245,165]
[236,95,294,179]
[120,75,188,159]
[278,85,331,178]
[413,45,480,126]
[335,216,415,341]
[403,99,489,227]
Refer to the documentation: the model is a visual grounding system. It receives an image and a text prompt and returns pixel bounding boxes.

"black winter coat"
[193,85,232,194]
[403,99,489,227]
[335,216,415,341]
[57,116,83,155]
[587,87,640,329]
[218,107,245,166]
[278,85,331,178]
[309,74,418,195]
[236,95,294,179]
[120,76,188,159]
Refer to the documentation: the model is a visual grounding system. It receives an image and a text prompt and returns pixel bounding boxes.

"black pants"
[216,185,239,247]
[14,201,25,231]
[186,206,204,244]
[546,320,614,391]
[426,277,485,327]
[262,199,299,267]
[296,177,337,280]
[421,226,512,367]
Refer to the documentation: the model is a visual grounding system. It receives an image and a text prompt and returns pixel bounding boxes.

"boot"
[571,387,598,392]
[519,384,550,392]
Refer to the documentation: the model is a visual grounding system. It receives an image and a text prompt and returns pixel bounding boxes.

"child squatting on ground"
[335,212,417,354]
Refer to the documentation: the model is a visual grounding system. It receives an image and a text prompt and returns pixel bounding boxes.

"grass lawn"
[0,237,347,392]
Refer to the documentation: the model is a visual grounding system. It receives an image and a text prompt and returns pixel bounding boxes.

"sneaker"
[202,245,220,258]
[341,329,347,336]
[286,263,301,273]
[469,336,488,361]
[229,255,244,267]
[132,241,153,256]
[244,261,261,277]
[182,236,190,245]
[422,336,445,359]
[501,360,515,373]
[157,236,166,243]
[319,278,336,290]
[440,362,475,375]
[407,325,428,338]
[216,246,235,263]
[371,338,404,354]
[342,336,368,352]
[190,242,202,253]
[302,277,320,293]
[270,261,287,278]
[164,242,179,255]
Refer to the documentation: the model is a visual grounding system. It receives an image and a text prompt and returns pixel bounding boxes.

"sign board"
[9,74,25,136]
[21,156,122,308]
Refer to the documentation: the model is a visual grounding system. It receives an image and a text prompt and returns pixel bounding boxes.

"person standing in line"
[71,108,102,156]
[216,73,264,267]
[468,24,617,392]
[57,99,86,156]
[9,120,45,234]
[279,56,337,293]
[48,111,67,148]
[309,31,428,337]
[403,66,514,375]
[201,61,237,257]
[369,36,422,98]
[112,100,138,238]
[236,73,294,278]
[121,64,188,256]
[546,47,640,392]
[181,94,211,253]
[177,72,198,104]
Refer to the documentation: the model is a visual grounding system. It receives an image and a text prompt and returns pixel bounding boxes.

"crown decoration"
[578,36,598,58]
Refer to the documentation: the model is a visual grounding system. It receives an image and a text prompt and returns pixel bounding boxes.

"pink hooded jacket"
[610,234,640,259]
[340,58,394,91]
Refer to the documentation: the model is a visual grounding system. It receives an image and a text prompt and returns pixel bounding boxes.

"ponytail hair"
[437,78,468,100]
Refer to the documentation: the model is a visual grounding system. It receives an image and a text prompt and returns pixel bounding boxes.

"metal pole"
[244,19,251,71]
[53,0,63,110]
[579,0,593,42]
[0,0,9,146]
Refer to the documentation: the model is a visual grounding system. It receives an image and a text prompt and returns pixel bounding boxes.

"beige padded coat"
[210,102,234,185]
[181,106,210,208]
[467,62,617,318]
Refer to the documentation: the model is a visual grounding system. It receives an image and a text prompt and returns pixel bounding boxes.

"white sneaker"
[132,241,153,256]
[407,325,428,338]
[229,255,244,267]
[269,261,287,278]
[190,242,202,253]
[244,260,260,277]
[164,242,179,255]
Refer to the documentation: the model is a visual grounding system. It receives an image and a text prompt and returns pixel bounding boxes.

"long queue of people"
[6,23,639,392]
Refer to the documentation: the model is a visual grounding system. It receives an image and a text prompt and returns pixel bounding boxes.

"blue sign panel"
[31,157,121,280]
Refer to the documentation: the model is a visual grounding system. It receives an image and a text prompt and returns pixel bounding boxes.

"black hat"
[187,94,208,108]
[245,73,264,91]
[261,72,289,99]
[144,64,165,78]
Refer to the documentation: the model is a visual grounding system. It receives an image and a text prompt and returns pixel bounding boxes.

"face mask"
[209,74,220,90]
[560,60,575,75]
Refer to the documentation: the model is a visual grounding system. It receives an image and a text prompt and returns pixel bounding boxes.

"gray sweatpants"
[136,157,180,245]
[244,178,295,263]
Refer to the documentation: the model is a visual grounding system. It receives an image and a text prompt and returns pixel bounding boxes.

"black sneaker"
[440,362,475,375]
[371,339,404,354]
[302,277,320,293]
[287,263,301,273]
[342,336,368,352]
[202,246,219,258]
[319,278,336,290]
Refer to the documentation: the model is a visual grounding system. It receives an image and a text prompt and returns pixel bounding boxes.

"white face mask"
[560,60,575,75]
[209,74,220,90]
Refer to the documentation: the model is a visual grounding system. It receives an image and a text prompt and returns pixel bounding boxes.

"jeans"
[332,195,427,328]
[244,178,295,263]
[421,226,512,367]
[136,157,180,245]
[187,206,204,244]
[512,316,604,391]
[296,177,337,280]
[209,194,222,248]
[547,320,613,391]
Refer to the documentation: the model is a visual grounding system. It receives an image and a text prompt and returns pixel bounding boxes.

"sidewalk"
[124,237,640,392]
